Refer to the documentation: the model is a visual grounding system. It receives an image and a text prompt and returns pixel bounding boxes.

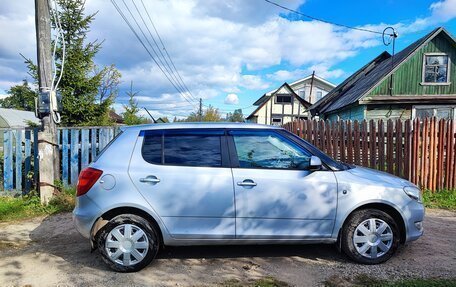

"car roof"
[121,122,282,132]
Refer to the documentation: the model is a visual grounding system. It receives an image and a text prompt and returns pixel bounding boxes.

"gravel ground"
[0,209,455,287]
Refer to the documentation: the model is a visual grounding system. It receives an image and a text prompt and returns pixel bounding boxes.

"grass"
[0,183,76,222]
[324,274,456,287]
[422,189,456,211]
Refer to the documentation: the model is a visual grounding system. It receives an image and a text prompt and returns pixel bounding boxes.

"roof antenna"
[143,107,157,123]
[383,27,398,96]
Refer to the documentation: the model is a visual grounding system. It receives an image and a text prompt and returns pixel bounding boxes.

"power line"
[118,0,197,107]
[111,0,198,109]
[129,0,193,102]
[263,0,393,36]
[139,0,198,103]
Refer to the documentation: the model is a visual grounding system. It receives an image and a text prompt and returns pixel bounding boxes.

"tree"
[122,82,149,125]
[18,0,121,126]
[0,80,36,111]
[226,109,244,122]
[184,105,222,122]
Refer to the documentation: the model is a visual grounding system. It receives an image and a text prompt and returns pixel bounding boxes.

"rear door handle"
[140,176,160,184]
[237,180,257,187]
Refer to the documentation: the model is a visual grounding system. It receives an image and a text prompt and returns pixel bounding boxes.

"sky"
[1,0,456,120]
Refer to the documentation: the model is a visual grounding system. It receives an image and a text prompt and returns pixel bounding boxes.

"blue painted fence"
[1,126,119,194]
[1,128,39,195]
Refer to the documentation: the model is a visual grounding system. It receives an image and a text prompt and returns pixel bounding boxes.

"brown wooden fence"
[282,118,456,192]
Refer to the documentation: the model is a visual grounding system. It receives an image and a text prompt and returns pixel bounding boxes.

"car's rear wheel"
[97,214,159,272]
[341,209,400,264]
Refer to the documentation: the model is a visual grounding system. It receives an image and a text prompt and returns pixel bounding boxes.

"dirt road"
[0,209,455,287]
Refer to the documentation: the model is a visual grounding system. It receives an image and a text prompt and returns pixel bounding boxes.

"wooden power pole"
[199,98,203,122]
[308,70,315,104]
[35,0,59,204]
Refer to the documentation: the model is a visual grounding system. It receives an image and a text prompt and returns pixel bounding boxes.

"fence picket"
[70,129,79,185]
[15,130,22,191]
[81,129,89,170]
[24,130,32,193]
[3,131,13,191]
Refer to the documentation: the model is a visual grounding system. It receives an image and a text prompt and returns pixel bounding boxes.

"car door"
[228,130,338,239]
[129,129,235,239]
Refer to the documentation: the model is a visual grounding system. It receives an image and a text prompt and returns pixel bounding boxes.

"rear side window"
[165,135,221,167]
[141,130,223,167]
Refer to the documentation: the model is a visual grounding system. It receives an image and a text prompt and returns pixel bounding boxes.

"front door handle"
[140,176,160,184]
[237,179,257,187]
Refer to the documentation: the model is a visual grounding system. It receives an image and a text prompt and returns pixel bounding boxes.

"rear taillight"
[77,167,103,196]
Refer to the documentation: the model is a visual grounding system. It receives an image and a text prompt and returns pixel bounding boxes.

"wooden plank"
[340,121,346,163]
[319,120,325,153]
[15,130,23,191]
[369,120,376,169]
[312,120,318,146]
[411,119,419,185]
[362,120,368,167]
[452,121,456,189]
[331,122,340,160]
[3,131,13,191]
[437,119,445,190]
[91,128,97,161]
[347,121,353,164]
[81,129,89,170]
[24,130,32,194]
[62,129,69,186]
[378,120,385,171]
[70,129,79,185]
[429,118,436,191]
[395,119,402,177]
[446,120,454,189]
[354,121,360,165]
[421,118,429,189]
[325,121,331,157]
[403,120,411,181]
[33,128,39,188]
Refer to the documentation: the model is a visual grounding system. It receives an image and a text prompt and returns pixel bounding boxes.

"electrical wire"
[139,0,198,103]
[263,0,393,36]
[111,0,199,109]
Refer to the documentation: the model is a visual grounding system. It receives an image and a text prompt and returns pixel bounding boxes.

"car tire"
[97,214,160,272]
[341,209,400,264]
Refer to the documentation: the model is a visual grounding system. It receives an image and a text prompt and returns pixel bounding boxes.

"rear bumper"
[72,195,101,239]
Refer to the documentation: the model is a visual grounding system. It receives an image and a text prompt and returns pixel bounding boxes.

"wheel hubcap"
[353,218,393,259]
[105,224,150,266]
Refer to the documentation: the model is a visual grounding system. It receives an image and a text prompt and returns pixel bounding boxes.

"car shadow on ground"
[26,213,348,273]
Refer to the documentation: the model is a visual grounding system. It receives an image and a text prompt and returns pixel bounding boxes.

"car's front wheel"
[341,209,400,264]
[97,214,159,272]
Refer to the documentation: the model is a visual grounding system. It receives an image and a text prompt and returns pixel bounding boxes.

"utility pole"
[308,70,315,104]
[199,98,203,122]
[35,0,58,204]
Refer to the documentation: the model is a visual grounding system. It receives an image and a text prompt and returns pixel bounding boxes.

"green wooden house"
[309,27,456,121]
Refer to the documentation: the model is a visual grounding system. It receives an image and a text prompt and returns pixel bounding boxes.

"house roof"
[247,82,311,119]
[263,74,336,98]
[0,108,40,128]
[309,27,455,115]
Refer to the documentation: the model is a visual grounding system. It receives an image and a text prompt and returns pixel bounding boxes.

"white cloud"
[224,93,239,105]
[1,0,456,120]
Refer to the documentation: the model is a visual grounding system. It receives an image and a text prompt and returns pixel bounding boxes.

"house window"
[414,106,455,120]
[298,90,305,99]
[316,91,323,101]
[271,118,282,126]
[275,95,292,104]
[423,54,450,84]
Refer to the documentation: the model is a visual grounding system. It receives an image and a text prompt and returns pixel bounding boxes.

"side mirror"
[309,156,322,171]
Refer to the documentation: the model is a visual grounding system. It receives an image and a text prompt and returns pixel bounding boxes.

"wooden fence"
[283,118,456,191]
[1,126,119,194]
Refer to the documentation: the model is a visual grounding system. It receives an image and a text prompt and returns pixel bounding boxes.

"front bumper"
[403,199,425,242]
[72,195,102,239]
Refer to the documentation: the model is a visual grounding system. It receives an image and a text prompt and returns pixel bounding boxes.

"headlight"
[403,186,422,203]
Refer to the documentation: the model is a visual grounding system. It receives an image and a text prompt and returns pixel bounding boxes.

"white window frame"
[412,105,456,120]
[421,53,451,86]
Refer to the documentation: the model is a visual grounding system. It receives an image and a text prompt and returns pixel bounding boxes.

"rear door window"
[141,129,225,167]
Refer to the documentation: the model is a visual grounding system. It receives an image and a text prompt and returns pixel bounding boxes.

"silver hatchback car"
[73,123,424,272]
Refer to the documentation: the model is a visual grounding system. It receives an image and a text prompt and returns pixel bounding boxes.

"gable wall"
[369,33,456,96]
